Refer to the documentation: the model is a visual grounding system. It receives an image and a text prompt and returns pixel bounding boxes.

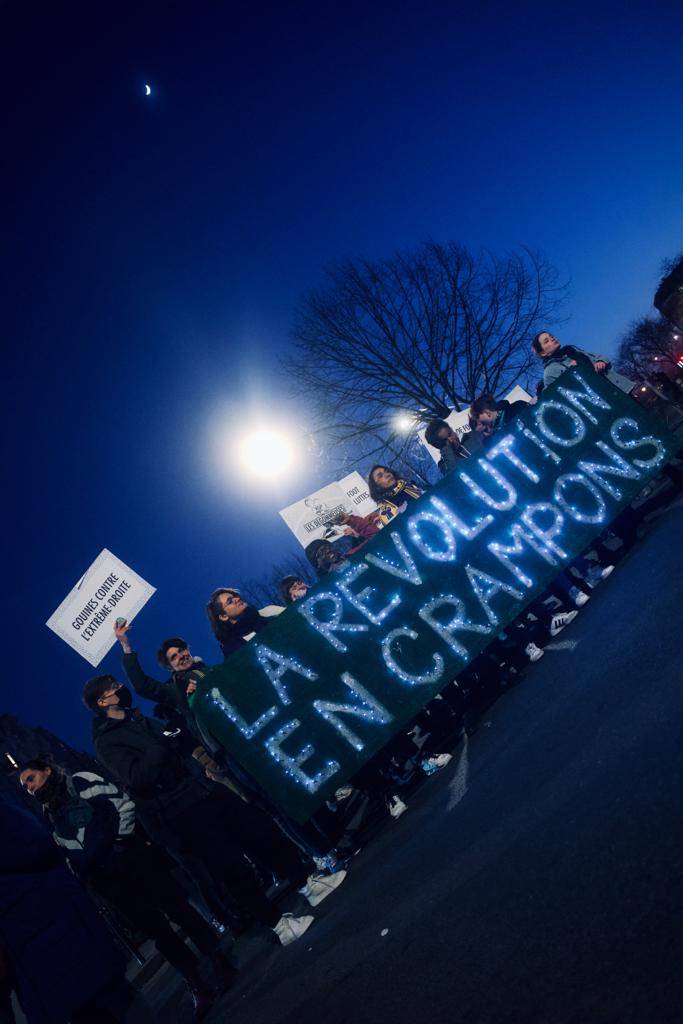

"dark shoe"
[189,984,214,1022]
[336,842,362,862]
[208,950,238,994]
[464,712,479,736]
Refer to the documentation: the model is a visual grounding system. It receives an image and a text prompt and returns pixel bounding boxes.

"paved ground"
[142,496,683,1024]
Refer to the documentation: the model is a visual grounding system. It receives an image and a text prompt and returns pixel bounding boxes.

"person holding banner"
[533,329,683,496]
[532,332,636,394]
[82,676,347,947]
[279,575,310,604]
[367,465,424,525]
[113,621,253,814]
[468,393,532,441]
[203,594,369,865]
[304,538,350,577]
[206,589,283,659]
[424,419,473,475]
[114,622,217,749]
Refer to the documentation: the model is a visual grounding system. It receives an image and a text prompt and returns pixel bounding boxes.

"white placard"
[46,549,156,666]
[504,385,534,405]
[418,387,533,464]
[279,471,378,548]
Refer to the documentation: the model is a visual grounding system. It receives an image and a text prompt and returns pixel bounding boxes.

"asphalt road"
[150,497,683,1024]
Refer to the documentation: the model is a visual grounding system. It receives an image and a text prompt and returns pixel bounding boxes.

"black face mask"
[35,771,65,807]
[116,685,134,709]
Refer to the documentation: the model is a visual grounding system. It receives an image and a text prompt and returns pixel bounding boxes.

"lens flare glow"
[394,413,416,433]
[236,428,296,479]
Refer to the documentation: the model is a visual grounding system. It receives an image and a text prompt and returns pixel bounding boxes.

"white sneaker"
[300,869,347,907]
[387,795,407,819]
[586,564,615,588]
[312,853,344,873]
[568,586,590,607]
[334,785,353,801]
[524,642,545,662]
[549,610,579,636]
[421,753,453,774]
[273,913,314,946]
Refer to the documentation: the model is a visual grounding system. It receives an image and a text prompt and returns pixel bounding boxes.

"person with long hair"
[206,588,282,659]
[367,465,424,526]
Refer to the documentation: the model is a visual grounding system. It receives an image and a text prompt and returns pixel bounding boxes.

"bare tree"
[284,242,567,472]
[658,251,683,279]
[616,314,683,383]
[237,552,316,608]
[655,252,683,328]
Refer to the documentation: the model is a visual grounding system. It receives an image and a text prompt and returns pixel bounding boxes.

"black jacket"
[493,398,528,428]
[92,710,211,832]
[215,605,272,658]
[122,651,217,750]
[477,399,529,448]
[438,438,472,475]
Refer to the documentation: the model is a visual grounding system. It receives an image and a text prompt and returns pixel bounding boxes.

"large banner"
[196,371,679,821]
[46,549,156,666]
[279,471,377,547]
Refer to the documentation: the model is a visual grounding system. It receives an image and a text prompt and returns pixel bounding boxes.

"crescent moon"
[144,84,151,96]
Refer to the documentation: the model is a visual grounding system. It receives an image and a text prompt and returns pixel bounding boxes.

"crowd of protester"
[7,332,683,1024]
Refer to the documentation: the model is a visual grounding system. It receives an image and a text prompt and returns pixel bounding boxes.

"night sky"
[3,0,682,753]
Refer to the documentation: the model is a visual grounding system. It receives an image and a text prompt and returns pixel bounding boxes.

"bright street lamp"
[393,412,417,433]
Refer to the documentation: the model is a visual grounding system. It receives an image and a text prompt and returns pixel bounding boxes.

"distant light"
[393,413,416,433]
[673,334,680,341]
[236,428,296,480]
[144,84,152,96]
[640,386,647,392]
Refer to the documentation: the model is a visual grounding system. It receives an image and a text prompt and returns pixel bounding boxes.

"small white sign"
[279,471,378,548]
[418,387,533,464]
[46,549,156,666]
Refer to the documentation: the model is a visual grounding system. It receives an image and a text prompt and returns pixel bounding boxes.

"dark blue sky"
[3,1,682,752]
